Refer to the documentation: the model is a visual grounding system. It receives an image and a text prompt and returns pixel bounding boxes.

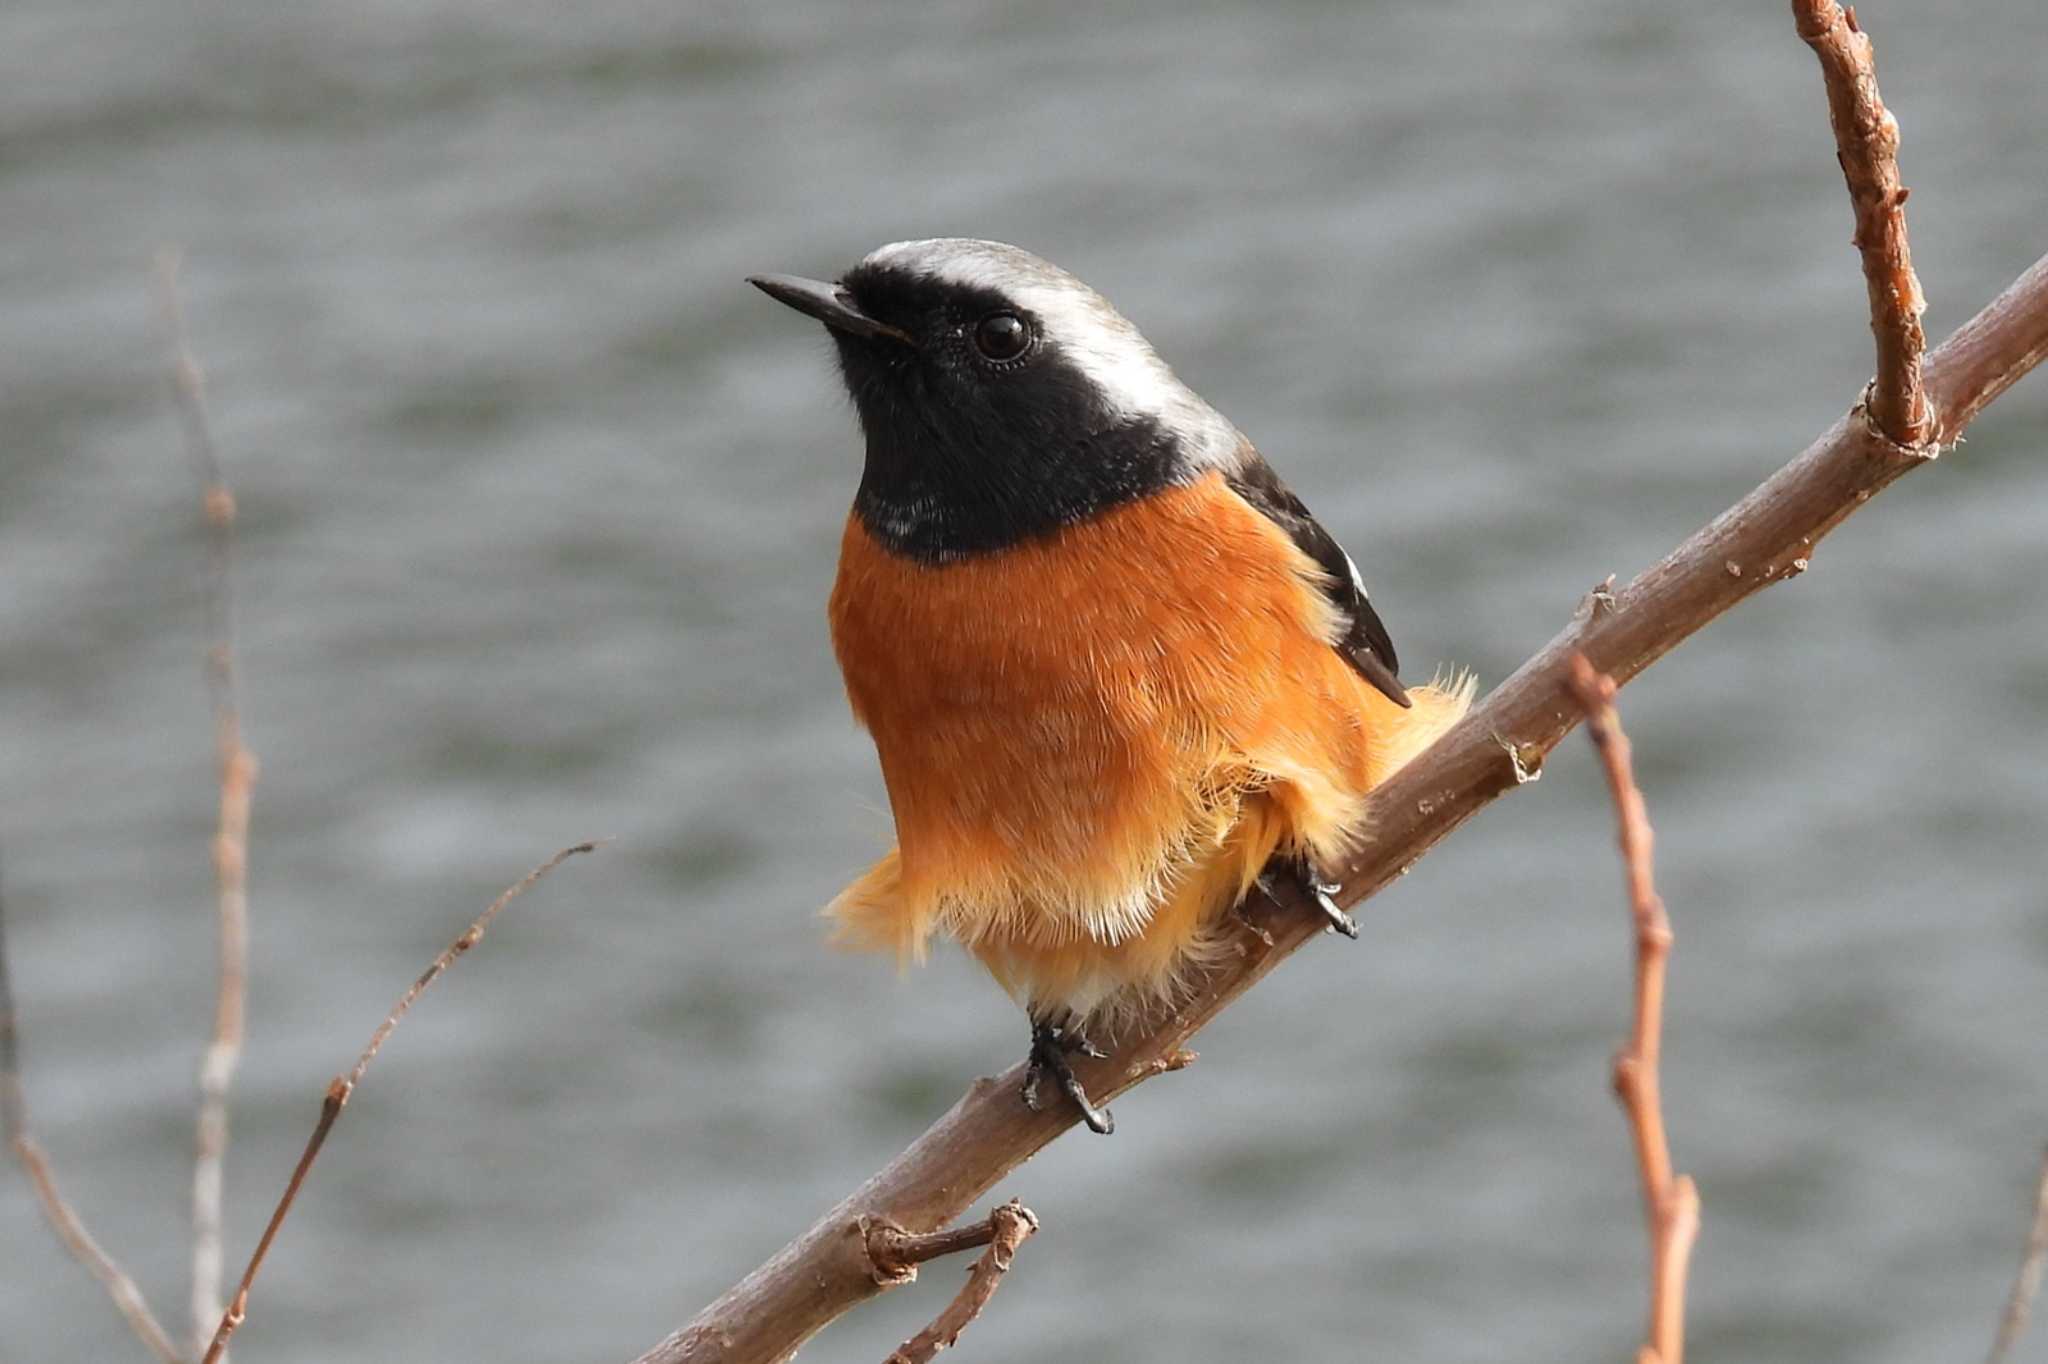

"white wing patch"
[1344,548,1372,600]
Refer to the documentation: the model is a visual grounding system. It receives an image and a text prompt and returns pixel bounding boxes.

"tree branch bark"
[1987,1145,2048,1364]
[1,865,183,1364]
[1793,0,1930,446]
[633,160,2048,1364]
[153,246,259,1364]
[877,1200,1037,1364]
[1566,657,1699,1364]
[636,5,2048,1348]
[200,842,603,1364]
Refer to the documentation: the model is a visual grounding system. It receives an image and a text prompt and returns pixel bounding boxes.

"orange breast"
[825,469,1438,1017]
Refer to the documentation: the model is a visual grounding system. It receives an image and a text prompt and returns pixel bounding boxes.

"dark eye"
[973,312,1030,362]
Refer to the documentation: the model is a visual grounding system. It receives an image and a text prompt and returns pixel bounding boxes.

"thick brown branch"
[1924,252,2048,439]
[881,1200,1037,1364]
[1792,0,1929,446]
[635,246,2048,1364]
[199,842,601,1364]
[1,865,182,1363]
[637,33,2034,1356]
[1566,657,1699,1364]
[153,246,257,1362]
[1987,1145,2048,1364]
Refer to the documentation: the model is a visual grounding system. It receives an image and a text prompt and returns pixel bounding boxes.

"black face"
[827,262,1182,562]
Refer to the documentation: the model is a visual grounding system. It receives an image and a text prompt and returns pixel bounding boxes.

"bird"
[750,239,1471,1134]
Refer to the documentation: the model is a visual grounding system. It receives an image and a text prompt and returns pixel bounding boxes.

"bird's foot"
[1310,877,1360,938]
[1022,1022,1114,1135]
[1255,865,1360,940]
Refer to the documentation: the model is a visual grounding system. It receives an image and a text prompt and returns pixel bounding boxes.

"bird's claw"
[1023,1023,1115,1135]
[1311,879,1360,938]
[1255,868,1359,939]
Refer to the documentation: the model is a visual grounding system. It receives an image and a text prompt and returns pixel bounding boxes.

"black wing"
[1225,452,1411,708]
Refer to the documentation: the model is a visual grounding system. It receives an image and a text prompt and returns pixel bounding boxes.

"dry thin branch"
[1792,0,1930,447]
[1987,1145,2048,1364]
[634,253,2048,1364]
[863,1201,1029,1284]
[198,841,602,1364]
[880,1200,1037,1364]
[1,861,183,1363]
[152,246,258,1362]
[1566,656,1700,1364]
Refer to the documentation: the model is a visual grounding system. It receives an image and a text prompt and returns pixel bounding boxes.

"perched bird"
[752,240,1470,1133]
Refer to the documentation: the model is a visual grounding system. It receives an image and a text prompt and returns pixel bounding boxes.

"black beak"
[748,274,913,344]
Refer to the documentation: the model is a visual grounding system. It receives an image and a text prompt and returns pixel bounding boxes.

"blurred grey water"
[3,2,2045,1360]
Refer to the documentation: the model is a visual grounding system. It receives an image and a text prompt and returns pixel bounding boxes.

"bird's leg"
[1022,1018,1114,1135]
[1254,857,1360,940]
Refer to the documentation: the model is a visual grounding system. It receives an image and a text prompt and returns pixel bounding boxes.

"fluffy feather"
[827,469,1470,1025]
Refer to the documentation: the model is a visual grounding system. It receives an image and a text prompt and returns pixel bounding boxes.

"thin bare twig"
[863,1213,1004,1284]
[881,1200,1037,1364]
[153,246,258,1363]
[1566,656,1699,1364]
[1792,0,1930,447]
[862,1198,1037,1285]
[1,860,183,1363]
[1987,1145,2048,1364]
[199,841,603,1364]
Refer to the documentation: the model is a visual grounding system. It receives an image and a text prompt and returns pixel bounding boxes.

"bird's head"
[751,238,1243,560]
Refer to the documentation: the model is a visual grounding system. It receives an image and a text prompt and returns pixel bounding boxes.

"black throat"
[849,399,1183,561]
[829,266,1188,562]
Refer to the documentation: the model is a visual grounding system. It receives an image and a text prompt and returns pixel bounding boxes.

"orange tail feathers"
[826,846,926,965]
[1368,670,1476,785]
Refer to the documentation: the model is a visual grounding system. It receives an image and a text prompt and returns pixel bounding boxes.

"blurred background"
[3,1,2045,1360]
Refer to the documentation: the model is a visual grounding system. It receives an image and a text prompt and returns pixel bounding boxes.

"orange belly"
[825,469,1467,1022]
